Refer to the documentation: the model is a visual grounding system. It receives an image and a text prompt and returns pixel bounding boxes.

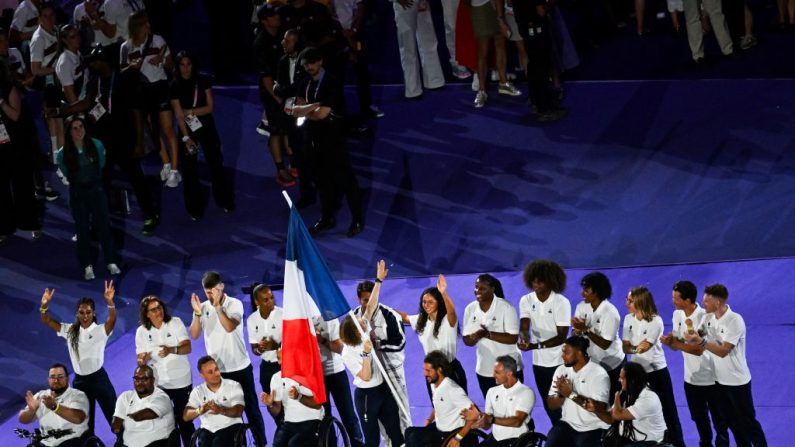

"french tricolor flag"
[281,205,351,404]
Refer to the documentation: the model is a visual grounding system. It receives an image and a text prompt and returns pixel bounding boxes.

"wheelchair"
[318,416,351,447]
[189,423,255,447]
[14,428,107,447]
[441,429,489,446]
[439,419,547,447]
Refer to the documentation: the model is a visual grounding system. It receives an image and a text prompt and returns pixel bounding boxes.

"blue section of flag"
[285,206,351,320]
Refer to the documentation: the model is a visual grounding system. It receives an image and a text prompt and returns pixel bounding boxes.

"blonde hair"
[629,287,658,322]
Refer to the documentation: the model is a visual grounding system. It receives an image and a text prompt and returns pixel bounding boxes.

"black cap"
[257,3,278,20]
[298,47,322,65]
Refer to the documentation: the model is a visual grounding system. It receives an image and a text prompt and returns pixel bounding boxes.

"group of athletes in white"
[19,259,767,447]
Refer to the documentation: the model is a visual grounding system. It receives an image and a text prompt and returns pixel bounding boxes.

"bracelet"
[172,346,178,354]
[40,306,48,314]
[568,392,579,402]
[699,339,707,348]
[107,305,115,309]
[196,407,203,415]
[454,434,464,441]
[194,311,202,317]
[52,403,60,412]
[182,135,191,143]
[360,351,371,358]
[374,278,382,284]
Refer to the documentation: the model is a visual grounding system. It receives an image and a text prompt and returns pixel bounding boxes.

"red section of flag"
[281,318,327,404]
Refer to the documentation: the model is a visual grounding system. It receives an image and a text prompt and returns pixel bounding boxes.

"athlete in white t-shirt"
[463,273,523,398]
[396,274,468,398]
[184,356,246,446]
[681,284,767,446]
[111,365,175,447]
[189,271,267,447]
[622,287,684,447]
[518,260,571,427]
[135,296,194,446]
[246,283,283,425]
[545,336,610,446]
[18,363,90,447]
[571,272,625,397]
[39,283,118,435]
[660,281,729,447]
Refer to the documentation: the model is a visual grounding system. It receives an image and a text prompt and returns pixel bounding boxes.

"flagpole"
[282,190,293,208]
[348,310,412,424]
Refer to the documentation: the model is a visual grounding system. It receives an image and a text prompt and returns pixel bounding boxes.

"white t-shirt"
[270,371,325,423]
[30,387,89,447]
[135,317,192,389]
[672,306,715,386]
[57,322,110,375]
[313,317,345,375]
[7,48,27,75]
[101,0,144,44]
[247,307,283,363]
[199,296,251,373]
[622,314,667,373]
[573,300,624,371]
[409,314,458,362]
[549,361,610,432]
[30,26,58,67]
[700,306,751,386]
[120,34,169,83]
[432,377,473,432]
[333,0,360,29]
[188,379,245,433]
[519,292,572,367]
[55,49,85,98]
[485,381,535,441]
[341,342,382,388]
[623,387,666,442]
[10,0,38,35]
[463,297,523,376]
[113,388,175,446]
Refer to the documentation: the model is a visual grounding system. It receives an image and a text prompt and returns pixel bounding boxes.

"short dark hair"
[197,355,216,372]
[523,259,567,293]
[703,284,728,300]
[48,363,69,376]
[202,271,222,289]
[564,335,590,357]
[424,351,451,378]
[356,280,374,298]
[257,3,278,20]
[496,355,518,377]
[580,272,612,300]
[673,281,697,302]
[476,274,505,299]
[298,46,323,65]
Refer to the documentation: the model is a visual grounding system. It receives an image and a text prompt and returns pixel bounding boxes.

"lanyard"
[305,70,325,103]
[97,72,115,113]
[192,82,199,108]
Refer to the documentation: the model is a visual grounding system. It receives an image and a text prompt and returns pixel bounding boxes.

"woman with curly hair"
[38,281,118,435]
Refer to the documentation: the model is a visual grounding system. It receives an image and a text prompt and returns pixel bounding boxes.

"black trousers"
[606,361,624,401]
[181,117,235,218]
[162,385,195,447]
[196,423,243,447]
[533,364,562,427]
[307,120,362,223]
[69,184,118,269]
[73,367,117,435]
[716,381,767,447]
[647,367,684,447]
[425,358,468,400]
[404,422,479,447]
[221,364,267,447]
[354,382,404,447]
[683,382,729,447]
[512,11,555,113]
[324,370,365,447]
[272,419,321,447]
[259,359,282,426]
[0,140,40,235]
[545,421,604,447]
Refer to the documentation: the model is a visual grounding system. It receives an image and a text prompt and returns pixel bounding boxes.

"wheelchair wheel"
[82,435,107,447]
[511,431,547,447]
[319,416,350,447]
[189,429,200,447]
[441,428,488,446]
[234,423,256,446]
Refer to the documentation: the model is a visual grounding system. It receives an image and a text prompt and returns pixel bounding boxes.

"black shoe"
[346,221,364,237]
[310,218,335,235]
[537,107,568,123]
[296,196,316,209]
[35,187,60,201]
[142,215,159,236]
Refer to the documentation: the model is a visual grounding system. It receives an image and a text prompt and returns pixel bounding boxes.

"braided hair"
[68,298,97,361]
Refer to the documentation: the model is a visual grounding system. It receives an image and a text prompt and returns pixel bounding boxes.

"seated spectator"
[184,356,246,446]
[111,365,176,447]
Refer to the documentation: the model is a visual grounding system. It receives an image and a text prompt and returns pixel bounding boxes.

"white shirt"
[672,306,715,386]
[622,314,667,373]
[199,296,252,373]
[30,26,58,67]
[247,307,283,363]
[432,377,473,432]
[622,387,666,442]
[188,379,245,433]
[55,49,85,94]
[463,297,523,376]
[549,361,610,432]
[341,342,382,388]
[270,371,325,422]
[7,48,27,75]
[409,314,458,362]
[57,322,110,375]
[101,0,143,44]
[30,388,89,447]
[485,381,535,441]
[135,317,192,389]
[73,2,88,24]
[333,0,360,29]
[519,292,572,367]
[700,305,751,386]
[313,317,345,375]
[10,0,38,35]
[113,388,175,446]
[573,300,624,371]
[120,34,169,83]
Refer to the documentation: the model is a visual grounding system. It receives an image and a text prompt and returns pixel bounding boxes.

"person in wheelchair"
[545,336,610,447]
[18,363,90,447]
[405,351,478,447]
[461,355,536,447]
[261,349,325,446]
[111,365,176,447]
[184,356,246,447]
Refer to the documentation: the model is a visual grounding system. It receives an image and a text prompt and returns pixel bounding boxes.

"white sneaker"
[160,164,172,182]
[451,63,471,79]
[498,81,522,96]
[84,265,95,281]
[474,91,488,108]
[107,263,121,275]
[56,169,69,186]
[490,70,516,81]
[166,170,182,188]
[471,74,480,91]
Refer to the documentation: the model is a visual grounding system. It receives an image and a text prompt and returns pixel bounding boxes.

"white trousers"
[393,0,446,98]
[440,0,461,63]
[684,0,733,59]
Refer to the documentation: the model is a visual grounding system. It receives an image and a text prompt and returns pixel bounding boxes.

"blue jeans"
[73,367,117,435]
[324,370,365,447]
[222,364,267,447]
